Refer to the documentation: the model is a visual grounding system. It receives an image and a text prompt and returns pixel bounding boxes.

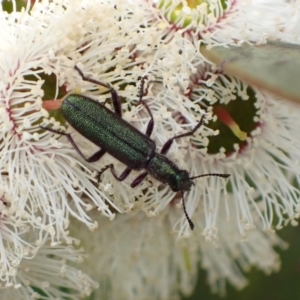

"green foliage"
[2,0,28,12]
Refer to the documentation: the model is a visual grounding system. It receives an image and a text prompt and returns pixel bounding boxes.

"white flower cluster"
[0,0,299,299]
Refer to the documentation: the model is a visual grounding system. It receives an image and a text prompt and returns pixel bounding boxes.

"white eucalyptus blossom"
[0,243,97,299]
[75,209,285,299]
[0,0,121,243]
[147,0,298,44]
[0,182,37,285]
[1,0,300,298]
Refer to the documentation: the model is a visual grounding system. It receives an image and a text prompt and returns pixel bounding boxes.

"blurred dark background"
[184,224,300,300]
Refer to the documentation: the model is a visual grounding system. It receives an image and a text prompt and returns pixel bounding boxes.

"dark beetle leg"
[131,171,148,188]
[74,65,122,117]
[97,165,132,183]
[97,164,149,188]
[86,148,106,163]
[137,77,154,137]
[160,114,206,155]
[40,126,106,162]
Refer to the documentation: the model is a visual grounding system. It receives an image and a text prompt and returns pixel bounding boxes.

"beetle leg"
[130,171,148,188]
[85,148,106,163]
[137,77,154,137]
[40,126,106,162]
[74,65,122,117]
[98,164,149,188]
[160,114,206,155]
[110,88,122,117]
[97,165,132,183]
[140,100,154,137]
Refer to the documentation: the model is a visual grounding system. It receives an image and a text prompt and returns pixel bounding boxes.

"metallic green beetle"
[42,66,230,229]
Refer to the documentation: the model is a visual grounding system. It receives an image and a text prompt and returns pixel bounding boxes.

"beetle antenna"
[190,173,230,180]
[181,191,194,230]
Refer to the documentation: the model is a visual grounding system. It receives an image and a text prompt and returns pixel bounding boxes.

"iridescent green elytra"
[42,66,230,230]
[62,94,155,170]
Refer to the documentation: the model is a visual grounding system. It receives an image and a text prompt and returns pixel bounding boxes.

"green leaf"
[201,41,300,104]
[2,0,28,12]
